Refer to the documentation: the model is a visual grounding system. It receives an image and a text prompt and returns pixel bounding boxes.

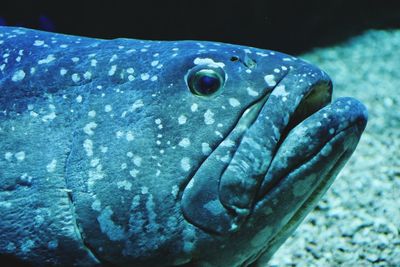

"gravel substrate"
[268,29,400,266]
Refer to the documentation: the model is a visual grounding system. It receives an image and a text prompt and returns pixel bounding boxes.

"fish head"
[171,44,368,265]
[55,39,366,266]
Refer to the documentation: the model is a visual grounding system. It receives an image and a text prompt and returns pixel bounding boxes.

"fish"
[0,27,367,267]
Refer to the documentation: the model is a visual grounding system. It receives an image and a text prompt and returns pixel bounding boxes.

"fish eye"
[186,66,226,97]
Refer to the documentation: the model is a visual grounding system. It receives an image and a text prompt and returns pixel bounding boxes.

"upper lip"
[217,73,334,213]
[254,80,333,200]
[273,80,333,155]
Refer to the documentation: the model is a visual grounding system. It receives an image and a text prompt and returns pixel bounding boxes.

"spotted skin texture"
[0,27,367,267]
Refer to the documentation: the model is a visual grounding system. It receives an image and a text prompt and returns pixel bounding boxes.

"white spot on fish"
[117,180,132,191]
[108,65,117,76]
[179,138,191,148]
[83,139,93,157]
[88,110,96,117]
[221,139,235,147]
[150,75,158,81]
[129,169,139,178]
[60,68,67,76]
[83,122,97,135]
[104,105,112,112]
[126,131,134,141]
[264,74,276,86]
[229,98,240,107]
[30,111,38,117]
[215,131,223,138]
[15,151,25,162]
[130,100,144,111]
[42,111,56,122]
[83,71,92,80]
[76,95,83,103]
[194,57,225,68]
[33,40,44,46]
[72,73,80,83]
[109,54,118,62]
[90,158,100,167]
[201,143,212,155]
[178,115,187,125]
[204,109,215,125]
[274,85,289,101]
[141,186,149,194]
[191,103,198,112]
[4,152,13,161]
[116,131,124,138]
[38,54,55,64]
[133,156,142,167]
[180,157,191,171]
[246,87,259,97]
[171,185,179,198]
[151,60,159,67]
[91,199,101,211]
[46,159,57,173]
[141,73,150,80]
[11,70,25,82]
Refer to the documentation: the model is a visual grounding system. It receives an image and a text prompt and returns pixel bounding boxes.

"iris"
[187,67,225,96]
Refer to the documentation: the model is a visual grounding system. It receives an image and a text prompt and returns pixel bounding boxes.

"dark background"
[1,0,400,54]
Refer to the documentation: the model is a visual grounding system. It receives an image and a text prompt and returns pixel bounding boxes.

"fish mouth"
[181,68,367,236]
[217,73,335,216]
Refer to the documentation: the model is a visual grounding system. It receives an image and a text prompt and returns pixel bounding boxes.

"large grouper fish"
[0,27,367,266]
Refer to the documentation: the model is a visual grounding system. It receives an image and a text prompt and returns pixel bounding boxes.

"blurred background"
[1,0,400,54]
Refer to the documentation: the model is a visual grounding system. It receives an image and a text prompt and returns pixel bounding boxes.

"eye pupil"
[198,75,220,94]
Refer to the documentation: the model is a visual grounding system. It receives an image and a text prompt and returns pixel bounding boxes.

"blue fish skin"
[0,27,367,266]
